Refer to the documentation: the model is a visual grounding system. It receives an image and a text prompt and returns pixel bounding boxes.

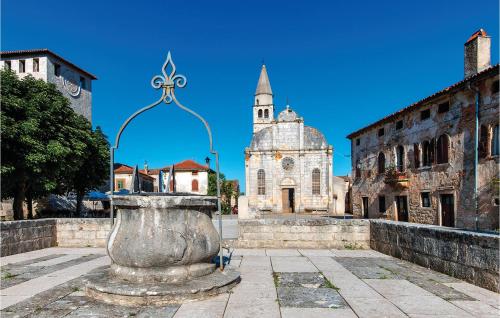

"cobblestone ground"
[1,247,499,317]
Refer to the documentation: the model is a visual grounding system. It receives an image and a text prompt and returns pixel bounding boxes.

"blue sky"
[2,0,498,192]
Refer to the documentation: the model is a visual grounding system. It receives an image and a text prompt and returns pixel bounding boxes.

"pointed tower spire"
[255,65,273,96]
[253,64,274,134]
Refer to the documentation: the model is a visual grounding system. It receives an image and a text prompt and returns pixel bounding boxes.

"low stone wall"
[56,218,111,248]
[0,219,57,256]
[370,220,500,292]
[0,218,112,256]
[238,218,370,249]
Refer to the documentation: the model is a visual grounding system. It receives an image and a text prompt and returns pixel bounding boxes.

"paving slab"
[445,282,500,309]
[174,293,229,318]
[277,287,346,308]
[450,300,500,318]
[299,249,335,257]
[363,279,434,297]
[331,250,388,258]
[275,272,329,288]
[280,307,358,318]
[271,256,318,272]
[389,295,473,316]
[27,254,83,267]
[232,248,266,256]
[345,297,407,318]
[266,249,302,256]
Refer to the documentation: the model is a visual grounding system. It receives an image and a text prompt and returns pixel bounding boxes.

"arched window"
[377,152,385,174]
[264,109,269,118]
[312,168,321,195]
[436,134,449,164]
[191,179,199,192]
[413,143,420,168]
[258,109,263,118]
[479,125,489,158]
[257,169,265,195]
[492,124,499,156]
[396,145,404,172]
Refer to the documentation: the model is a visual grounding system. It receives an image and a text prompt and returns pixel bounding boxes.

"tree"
[70,126,110,216]
[1,70,109,219]
[207,171,234,214]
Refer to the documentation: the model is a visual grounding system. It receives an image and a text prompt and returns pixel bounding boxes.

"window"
[378,128,384,137]
[492,80,499,94]
[413,143,420,168]
[420,109,430,120]
[356,139,360,146]
[264,109,269,118]
[355,159,361,179]
[396,145,405,172]
[33,58,39,72]
[256,99,259,105]
[378,196,386,213]
[54,63,61,76]
[396,120,403,130]
[422,139,434,166]
[257,169,265,195]
[492,124,499,156]
[438,101,450,113]
[191,179,199,192]
[19,60,25,73]
[436,134,449,164]
[4,61,11,70]
[377,152,385,174]
[421,192,431,207]
[312,168,320,195]
[479,125,489,158]
[258,109,263,118]
[494,198,499,206]
[80,76,86,89]
[117,179,124,190]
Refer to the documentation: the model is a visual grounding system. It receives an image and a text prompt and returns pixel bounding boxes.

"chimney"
[464,29,491,78]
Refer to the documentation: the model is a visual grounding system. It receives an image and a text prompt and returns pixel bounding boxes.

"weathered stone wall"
[370,220,500,292]
[238,218,370,249]
[56,219,111,247]
[349,69,499,230]
[0,219,57,256]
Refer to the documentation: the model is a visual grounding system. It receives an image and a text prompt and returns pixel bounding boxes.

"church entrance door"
[281,188,295,213]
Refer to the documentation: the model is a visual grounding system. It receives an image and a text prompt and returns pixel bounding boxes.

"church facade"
[244,65,334,214]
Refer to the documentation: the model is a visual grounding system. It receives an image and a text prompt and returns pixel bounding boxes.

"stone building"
[0,49,96,122]
[245,65,335,214]
[113,164,155,192]
[347,29,499,230]
[143,160,210,195]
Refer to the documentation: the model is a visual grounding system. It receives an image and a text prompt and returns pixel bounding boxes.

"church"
[244,65,334,214]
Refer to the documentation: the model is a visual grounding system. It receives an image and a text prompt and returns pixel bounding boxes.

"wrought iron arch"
[109,52,224,269]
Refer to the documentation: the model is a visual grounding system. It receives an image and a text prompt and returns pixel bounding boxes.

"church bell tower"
[253,65,274,133]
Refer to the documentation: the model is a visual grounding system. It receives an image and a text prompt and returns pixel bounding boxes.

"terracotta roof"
[0,48,97,80]
[466,29,488,44]
[346,64,499,139]
[135,160,209,176]
[114,164,155,180]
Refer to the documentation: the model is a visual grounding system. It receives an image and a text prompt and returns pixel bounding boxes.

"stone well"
[85,194,240,306]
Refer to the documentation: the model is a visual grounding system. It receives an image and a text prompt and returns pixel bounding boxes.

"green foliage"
[1,70,109,219]
[207,171,235,214]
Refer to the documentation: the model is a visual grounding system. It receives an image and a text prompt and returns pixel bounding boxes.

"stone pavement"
[1,247,499,317]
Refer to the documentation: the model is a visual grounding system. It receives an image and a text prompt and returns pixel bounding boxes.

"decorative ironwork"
[151,52,187,103]
[109,52,224,270]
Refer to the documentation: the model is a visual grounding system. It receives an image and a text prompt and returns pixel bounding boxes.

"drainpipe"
[468,82,480,231]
